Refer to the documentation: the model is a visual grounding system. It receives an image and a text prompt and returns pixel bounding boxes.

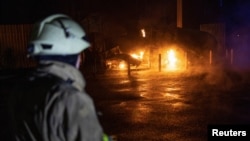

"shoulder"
[54,82,94,106]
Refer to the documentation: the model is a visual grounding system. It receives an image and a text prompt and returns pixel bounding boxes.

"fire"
[119,61,126,69]
[166,49,178,70]
[141,29,146,38]
[130,51,144,60]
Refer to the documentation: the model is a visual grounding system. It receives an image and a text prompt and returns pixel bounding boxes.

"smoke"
[201,62,249,91]
[225,1,250,71]
[227,25,250,70]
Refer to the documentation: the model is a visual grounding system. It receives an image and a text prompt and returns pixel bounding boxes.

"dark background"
[1,0,250,28]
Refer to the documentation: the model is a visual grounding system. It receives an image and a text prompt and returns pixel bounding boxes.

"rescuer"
[7,14,111,141]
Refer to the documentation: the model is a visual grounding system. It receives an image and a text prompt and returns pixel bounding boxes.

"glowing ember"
[141,29,146,38]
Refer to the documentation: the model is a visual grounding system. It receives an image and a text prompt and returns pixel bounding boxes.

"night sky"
[1,0,250,30]
[0,0,175,24]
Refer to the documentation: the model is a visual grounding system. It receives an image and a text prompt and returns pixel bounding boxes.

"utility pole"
[177,0,183,28]
[177,0,189,70]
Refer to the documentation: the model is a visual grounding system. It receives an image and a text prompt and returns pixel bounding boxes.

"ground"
[85,68,250,141]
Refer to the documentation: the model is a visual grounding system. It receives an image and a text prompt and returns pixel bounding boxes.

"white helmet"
[28,14,90,56]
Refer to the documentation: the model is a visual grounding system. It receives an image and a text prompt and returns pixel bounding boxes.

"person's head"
[27,14,90,68]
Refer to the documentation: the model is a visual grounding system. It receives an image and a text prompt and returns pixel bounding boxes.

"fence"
[0,24,35,69]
